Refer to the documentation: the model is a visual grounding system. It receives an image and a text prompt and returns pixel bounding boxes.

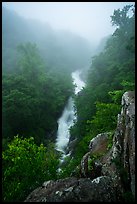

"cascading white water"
[55,97,76,153]
[71,70,85,95]
[55,69,85,162]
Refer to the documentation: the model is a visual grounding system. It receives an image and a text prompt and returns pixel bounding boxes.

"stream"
[55,69,86,163]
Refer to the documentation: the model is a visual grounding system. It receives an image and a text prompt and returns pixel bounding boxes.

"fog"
[2,2,134,47]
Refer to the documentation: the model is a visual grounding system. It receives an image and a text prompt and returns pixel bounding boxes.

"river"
[55,69,85,163]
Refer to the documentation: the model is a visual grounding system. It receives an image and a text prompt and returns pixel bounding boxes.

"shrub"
[2,135,59,202]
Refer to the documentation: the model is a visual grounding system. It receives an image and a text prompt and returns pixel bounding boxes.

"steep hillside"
[25,91,135,202]
[2,4,135,202]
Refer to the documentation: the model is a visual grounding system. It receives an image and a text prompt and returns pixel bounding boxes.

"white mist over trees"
[2,6,92,74]
[2,2,134,46]
[2,2,135,202]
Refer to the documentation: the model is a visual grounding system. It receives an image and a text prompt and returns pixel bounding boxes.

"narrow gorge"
[25,91,135,202]
[2,3,135,202]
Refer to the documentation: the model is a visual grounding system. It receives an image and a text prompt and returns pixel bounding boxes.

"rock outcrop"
[25,91,135,202]
[80,132,109,178]
[102,91,135,198]
[25,176,122,202]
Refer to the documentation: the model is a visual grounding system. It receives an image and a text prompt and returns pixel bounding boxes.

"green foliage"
[2,136,59,202]
[111,5,133,28]
[112,156,134,201]
[87,102,121,136]
[58,156,81,179]
[88,153,104,172]
[2,5,135,202]
[69,5,134,175]
[121,80,135,91]
[2,41,74,202]
[88,154,98,171]
[58,133,93,179]
[108,90,124,104]
[2,38,75,201]
[107,131,114,150]
[59,132,95,179]
[17,42,45,81]
[67,5,135,183]
[108,80,135,105]
[2,42,74,145]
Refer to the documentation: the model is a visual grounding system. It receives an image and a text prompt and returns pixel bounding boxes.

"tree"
[2,42,74,146]
[111,5,133,28]
[17,42,45,82]
[88,102,121,134]
[2,136,59,202]
[69,4,135,176]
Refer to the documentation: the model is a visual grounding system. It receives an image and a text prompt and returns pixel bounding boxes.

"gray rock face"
[80,132,109,178]
[25,176,121,202]
[102,91,135,198]
[24,91,135,202]
[121,91,135,196]
[89,132,109,152]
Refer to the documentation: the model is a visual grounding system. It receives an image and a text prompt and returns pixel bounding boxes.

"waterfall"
[71,70,85,95]
[55,69,85,162]
[55,97,76,154]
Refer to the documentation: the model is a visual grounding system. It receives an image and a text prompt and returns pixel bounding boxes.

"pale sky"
[2,2,135,46]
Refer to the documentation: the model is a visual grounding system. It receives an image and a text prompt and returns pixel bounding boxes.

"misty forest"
[2,2,135,202]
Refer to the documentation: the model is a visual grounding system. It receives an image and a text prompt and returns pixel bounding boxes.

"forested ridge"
[2,5,91,201]
[65,4,135,172]
[2,5,135,202]
[2,5,92,146]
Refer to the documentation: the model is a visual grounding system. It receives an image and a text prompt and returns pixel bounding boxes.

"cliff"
[24,91,135,202]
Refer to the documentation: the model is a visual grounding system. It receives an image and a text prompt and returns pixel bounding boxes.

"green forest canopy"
[2,5,135,202]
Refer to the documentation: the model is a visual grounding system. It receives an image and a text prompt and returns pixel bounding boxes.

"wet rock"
[25,176,121,202]
[80,152,90,177]
[24,91,135,202]
[121,91,135,197]
[65,138,77,155]
[24,177,78,202]
[80,91,135,199]
[102,91,135,199]
[89,132,109,153]
[80,132,109,178]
